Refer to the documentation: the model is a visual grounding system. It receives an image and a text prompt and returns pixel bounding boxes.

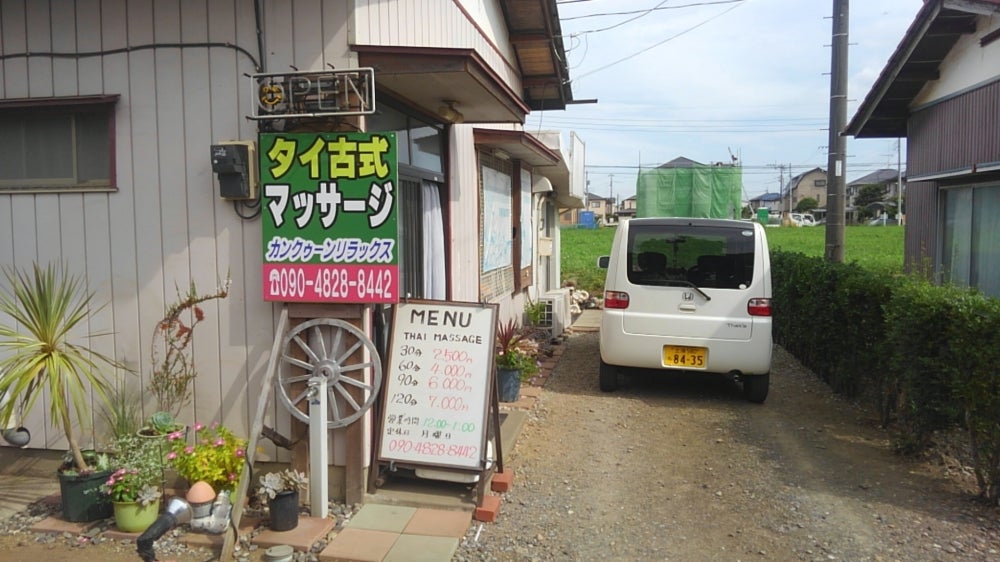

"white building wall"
[913,14,1000,106]
[352,0,521,95]
[0,0,358,461]
[448,125,481,303]
[0,0,554,465]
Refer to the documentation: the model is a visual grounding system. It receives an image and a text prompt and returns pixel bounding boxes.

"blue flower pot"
[497,368,521,402]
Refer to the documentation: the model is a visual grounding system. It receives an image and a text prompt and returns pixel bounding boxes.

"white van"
[597,218,773,402]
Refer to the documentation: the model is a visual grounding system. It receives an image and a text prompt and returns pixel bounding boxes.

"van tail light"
[747,297,772,317]
[604,290,630,309]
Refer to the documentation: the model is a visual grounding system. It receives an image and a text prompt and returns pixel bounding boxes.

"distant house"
[618,195,637,219]
[587,194,616,224]
[780,168,827,213]
[847,169,906,221]
[846,0,1000,297]
[749,192,782,212]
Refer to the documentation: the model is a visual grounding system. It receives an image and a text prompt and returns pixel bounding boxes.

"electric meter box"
[211,141,258,200]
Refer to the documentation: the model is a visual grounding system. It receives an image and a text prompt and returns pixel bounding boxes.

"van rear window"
[626,225,755,289]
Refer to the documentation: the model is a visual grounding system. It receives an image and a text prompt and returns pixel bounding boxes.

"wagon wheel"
[277,318,382,428]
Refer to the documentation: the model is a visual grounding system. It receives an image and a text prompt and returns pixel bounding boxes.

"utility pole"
[825,0,849,262]
[787,163,793,215]
[609,174,615,216]
[779,165,785,213]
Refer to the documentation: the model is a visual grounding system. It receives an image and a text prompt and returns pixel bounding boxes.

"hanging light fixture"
[437,100,464,123]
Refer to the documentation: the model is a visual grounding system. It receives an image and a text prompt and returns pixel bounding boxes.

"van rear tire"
[742,373,769,403]
[599,360,618,392]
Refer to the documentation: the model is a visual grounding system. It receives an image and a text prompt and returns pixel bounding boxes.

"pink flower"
[185,446,195,455]
[167,452,177,460]
[235,449,245,458]
[228,473,236,481]
[214,438,225,447]
[194,422,205,432]
[168,430,184,440]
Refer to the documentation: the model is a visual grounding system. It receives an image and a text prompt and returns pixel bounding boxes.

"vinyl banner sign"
[260,132,399,303]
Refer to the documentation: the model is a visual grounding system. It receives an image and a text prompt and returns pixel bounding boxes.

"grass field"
[560,223,905,295]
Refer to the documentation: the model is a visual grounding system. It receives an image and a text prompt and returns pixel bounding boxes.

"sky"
[525,0,924,202]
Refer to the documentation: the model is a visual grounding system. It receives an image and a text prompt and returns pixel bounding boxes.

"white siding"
[913,15,1000,107]
[0,0,545,469]
[448,125,481,303]
[0,0,270,453]
[352,0,521,96]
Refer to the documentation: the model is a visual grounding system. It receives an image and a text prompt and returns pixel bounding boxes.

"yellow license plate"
[662,345,707,368]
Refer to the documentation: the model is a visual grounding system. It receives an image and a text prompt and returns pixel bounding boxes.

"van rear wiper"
[660,280,712,301]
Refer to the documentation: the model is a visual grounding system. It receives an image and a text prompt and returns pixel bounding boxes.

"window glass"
[0,121,25,179]
[942,188,973,287]
[627,224,755,289]
[410,125,442,173]
[76,112,110,182]
[367,105,410,164]
[28,115,73,179]
[971,187,1000,297]
[0,98,115,190]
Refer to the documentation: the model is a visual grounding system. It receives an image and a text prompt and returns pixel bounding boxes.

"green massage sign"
[260,132,399,303]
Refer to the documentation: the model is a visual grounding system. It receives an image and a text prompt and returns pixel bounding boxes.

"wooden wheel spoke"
[332,382,364,412]
[277,318,383,428]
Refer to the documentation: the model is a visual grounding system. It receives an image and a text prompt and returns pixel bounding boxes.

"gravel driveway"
[454,331,1000,562]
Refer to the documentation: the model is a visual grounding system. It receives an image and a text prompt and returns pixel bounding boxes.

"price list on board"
[377,301,497,470]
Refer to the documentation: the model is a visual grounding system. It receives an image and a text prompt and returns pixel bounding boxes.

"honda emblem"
[682,291,694,301]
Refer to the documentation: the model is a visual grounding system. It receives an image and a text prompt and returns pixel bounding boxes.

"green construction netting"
[635,165,742,219]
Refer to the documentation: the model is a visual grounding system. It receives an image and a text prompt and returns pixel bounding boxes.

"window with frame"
[366,100,447,299]
[941,183,1000,298]
[0,95,118,192]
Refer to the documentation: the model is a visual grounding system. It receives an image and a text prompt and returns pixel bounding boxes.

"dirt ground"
[4,332,1000,561]
[454,332,1000,561]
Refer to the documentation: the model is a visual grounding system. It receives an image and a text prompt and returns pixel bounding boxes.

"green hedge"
[772,252,1000,502]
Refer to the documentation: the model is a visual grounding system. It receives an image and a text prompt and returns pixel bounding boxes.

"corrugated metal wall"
[904,80,1000,274]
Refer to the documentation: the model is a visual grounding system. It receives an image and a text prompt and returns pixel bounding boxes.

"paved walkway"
[0,310,602,561]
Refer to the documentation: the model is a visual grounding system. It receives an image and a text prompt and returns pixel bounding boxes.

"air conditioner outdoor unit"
[543,288,573,336]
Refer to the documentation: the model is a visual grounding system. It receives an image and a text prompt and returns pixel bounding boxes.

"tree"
[795,197,818,213]
[854,184,886,209]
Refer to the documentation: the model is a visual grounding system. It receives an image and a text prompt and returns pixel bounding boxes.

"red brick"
[490,470,514,493]
[474,495,501,523]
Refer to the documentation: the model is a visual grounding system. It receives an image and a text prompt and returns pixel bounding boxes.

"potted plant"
[494,319,539,402]
[256,468,308,531]
[57,450,114,522]
[166,421,247,498]
[138,410,185,437]
[102,434,164,533]
[0,262,128,521]
[149,279,229,417]
[100,375,142,442]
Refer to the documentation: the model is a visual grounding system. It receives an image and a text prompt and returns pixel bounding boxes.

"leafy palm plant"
[0,262,127,472]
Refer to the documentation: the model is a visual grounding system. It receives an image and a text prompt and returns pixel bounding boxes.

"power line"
[563,0,745,24]
[570,1,748,83]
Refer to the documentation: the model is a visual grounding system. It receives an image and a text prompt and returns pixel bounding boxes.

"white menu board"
[376,300,497,470]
